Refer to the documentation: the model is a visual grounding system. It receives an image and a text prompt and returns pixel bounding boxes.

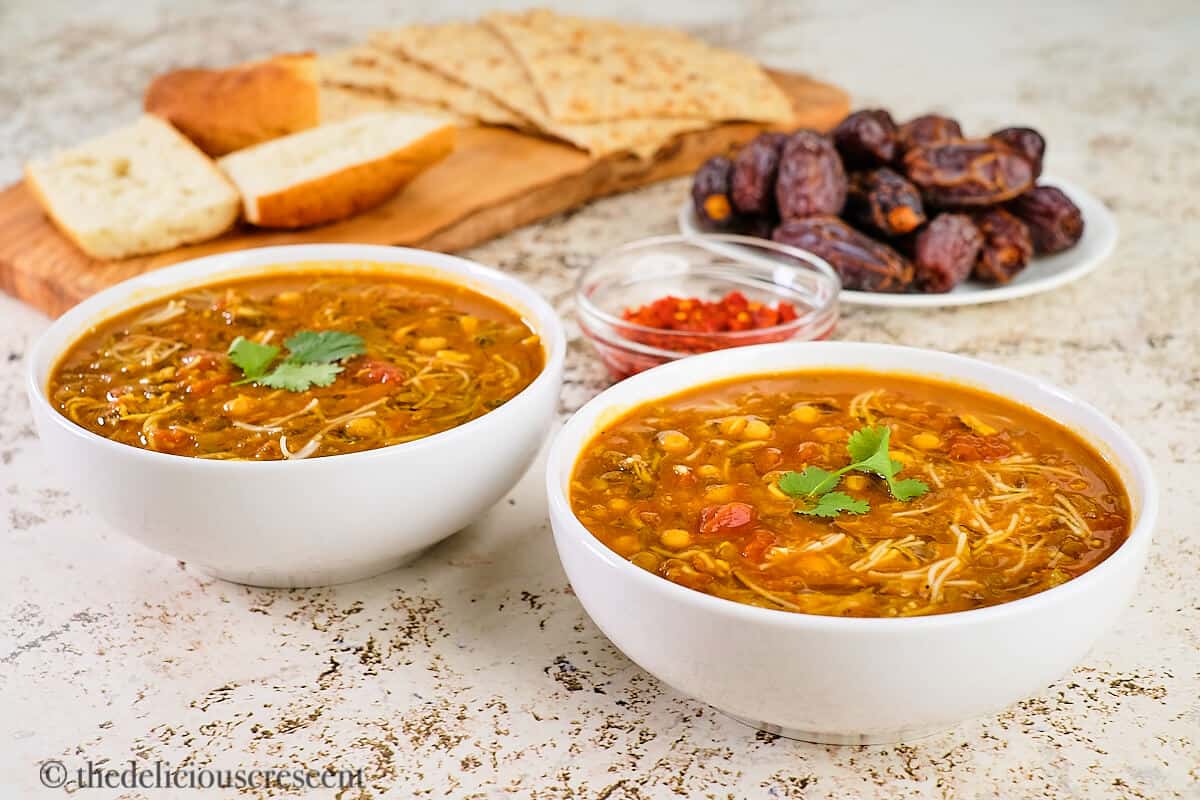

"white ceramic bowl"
[545,342,1156,744]
[28,244,566,588]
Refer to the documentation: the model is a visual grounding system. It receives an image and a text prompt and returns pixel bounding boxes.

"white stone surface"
[1,0,1197,797]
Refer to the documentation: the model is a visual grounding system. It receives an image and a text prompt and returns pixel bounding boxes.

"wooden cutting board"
[0,71,848,317]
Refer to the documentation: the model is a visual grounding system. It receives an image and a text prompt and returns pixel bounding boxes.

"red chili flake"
[623,291,799,337]
[595,292,831,378]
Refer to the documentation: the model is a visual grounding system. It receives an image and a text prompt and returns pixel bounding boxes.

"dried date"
[845,168,926,236]
[733,215,777,240]
[711,213,776,240]
[1005,185,1084,254]
[972,208,1033,284]
[903,139,1035,207]
[692,156,740,230]
[772,216,914,293]
[989,127,1045,178]
[775,130,848,220]
[911,213,983,293]
[732,132,787,216]
[896,114,963,157]
[832,109,897,169]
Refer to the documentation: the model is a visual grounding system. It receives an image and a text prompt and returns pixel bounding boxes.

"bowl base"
[719,709,951,746]
[198,548,429,588]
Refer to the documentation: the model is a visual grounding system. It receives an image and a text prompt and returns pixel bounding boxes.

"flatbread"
[482,9,793,125]
[317,47,524,127]
[318,85,469,126]
[370,24,709,157]
[370,24,543,121]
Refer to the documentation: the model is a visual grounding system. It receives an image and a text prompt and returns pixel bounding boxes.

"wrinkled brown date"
[731,132,787,216]
[896,114,964,157]
[730,214,777,240]
[845,168,927,236]
[832,109,897,169]
[692,156,739,230]
[989,127,1045,178]
[775,130,848,220]
[1006,185,1084,254]
[773,216,914,292]
[903,139,1035,207]
[972,208,1033,284]
[911,213,984,293]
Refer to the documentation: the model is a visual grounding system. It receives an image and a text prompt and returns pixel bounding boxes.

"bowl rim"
[545,340,1159,631]
[27,243,567,471]
[574,233,841,360]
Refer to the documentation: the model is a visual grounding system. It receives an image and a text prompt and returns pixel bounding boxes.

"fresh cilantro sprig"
[228,330,365,391]
[778,425,929,518]
[843,426,931,502]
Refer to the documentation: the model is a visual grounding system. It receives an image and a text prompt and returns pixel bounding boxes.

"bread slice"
[145,53,320,157]
[24,115,240,260]
[217,112,455,228]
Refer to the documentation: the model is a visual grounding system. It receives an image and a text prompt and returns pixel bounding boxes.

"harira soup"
[47,267,545,460]
[569,370,1131,618]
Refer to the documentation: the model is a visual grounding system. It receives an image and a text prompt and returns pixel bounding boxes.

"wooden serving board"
[0,71,848,317]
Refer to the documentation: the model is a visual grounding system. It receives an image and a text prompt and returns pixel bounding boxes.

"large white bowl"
[27,244,566,588]
[545,342,1156,744]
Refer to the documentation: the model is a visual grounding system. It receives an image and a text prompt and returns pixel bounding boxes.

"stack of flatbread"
[319,9,795,159]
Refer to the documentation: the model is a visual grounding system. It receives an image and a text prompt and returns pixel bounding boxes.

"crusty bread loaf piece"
[24,115,241,260]
[318,84,471,126]
[217,112,455,228]
[145,53,320,156]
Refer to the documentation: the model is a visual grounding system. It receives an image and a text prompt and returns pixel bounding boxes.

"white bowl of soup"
[546,342,1155,744]
[28,244,565,587]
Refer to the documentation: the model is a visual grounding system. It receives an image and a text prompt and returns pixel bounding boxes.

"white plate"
[676,175,1117,308]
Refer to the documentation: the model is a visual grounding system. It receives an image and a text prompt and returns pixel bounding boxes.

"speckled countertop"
[1,1,1198,797]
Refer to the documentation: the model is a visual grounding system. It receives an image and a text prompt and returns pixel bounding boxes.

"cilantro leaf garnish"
[282,331,366,364]
[889,478,931,502]
[226,329,365,392]
[777,425,930,518]
[257,362,344,391]
[845,426,895,477]
[778,466,840,497]
[228,337,279,381]
[798,492,870,518]
[844,425,931,501]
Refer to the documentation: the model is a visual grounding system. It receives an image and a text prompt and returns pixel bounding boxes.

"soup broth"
[49,267,544,460]
[570,371,1130,618]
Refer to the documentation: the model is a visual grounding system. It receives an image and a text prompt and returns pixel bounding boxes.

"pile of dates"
[691,109,1085,293]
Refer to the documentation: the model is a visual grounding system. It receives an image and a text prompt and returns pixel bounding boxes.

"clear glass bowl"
[576,234,840,380]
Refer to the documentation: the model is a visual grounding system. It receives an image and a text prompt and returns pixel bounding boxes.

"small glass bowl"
[575,234,840,380]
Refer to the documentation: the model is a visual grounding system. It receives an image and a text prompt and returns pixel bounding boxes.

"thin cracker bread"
[370,25,543,121]
[483,9,793,125]
[370,24,710,157]
[318,47,524,128]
